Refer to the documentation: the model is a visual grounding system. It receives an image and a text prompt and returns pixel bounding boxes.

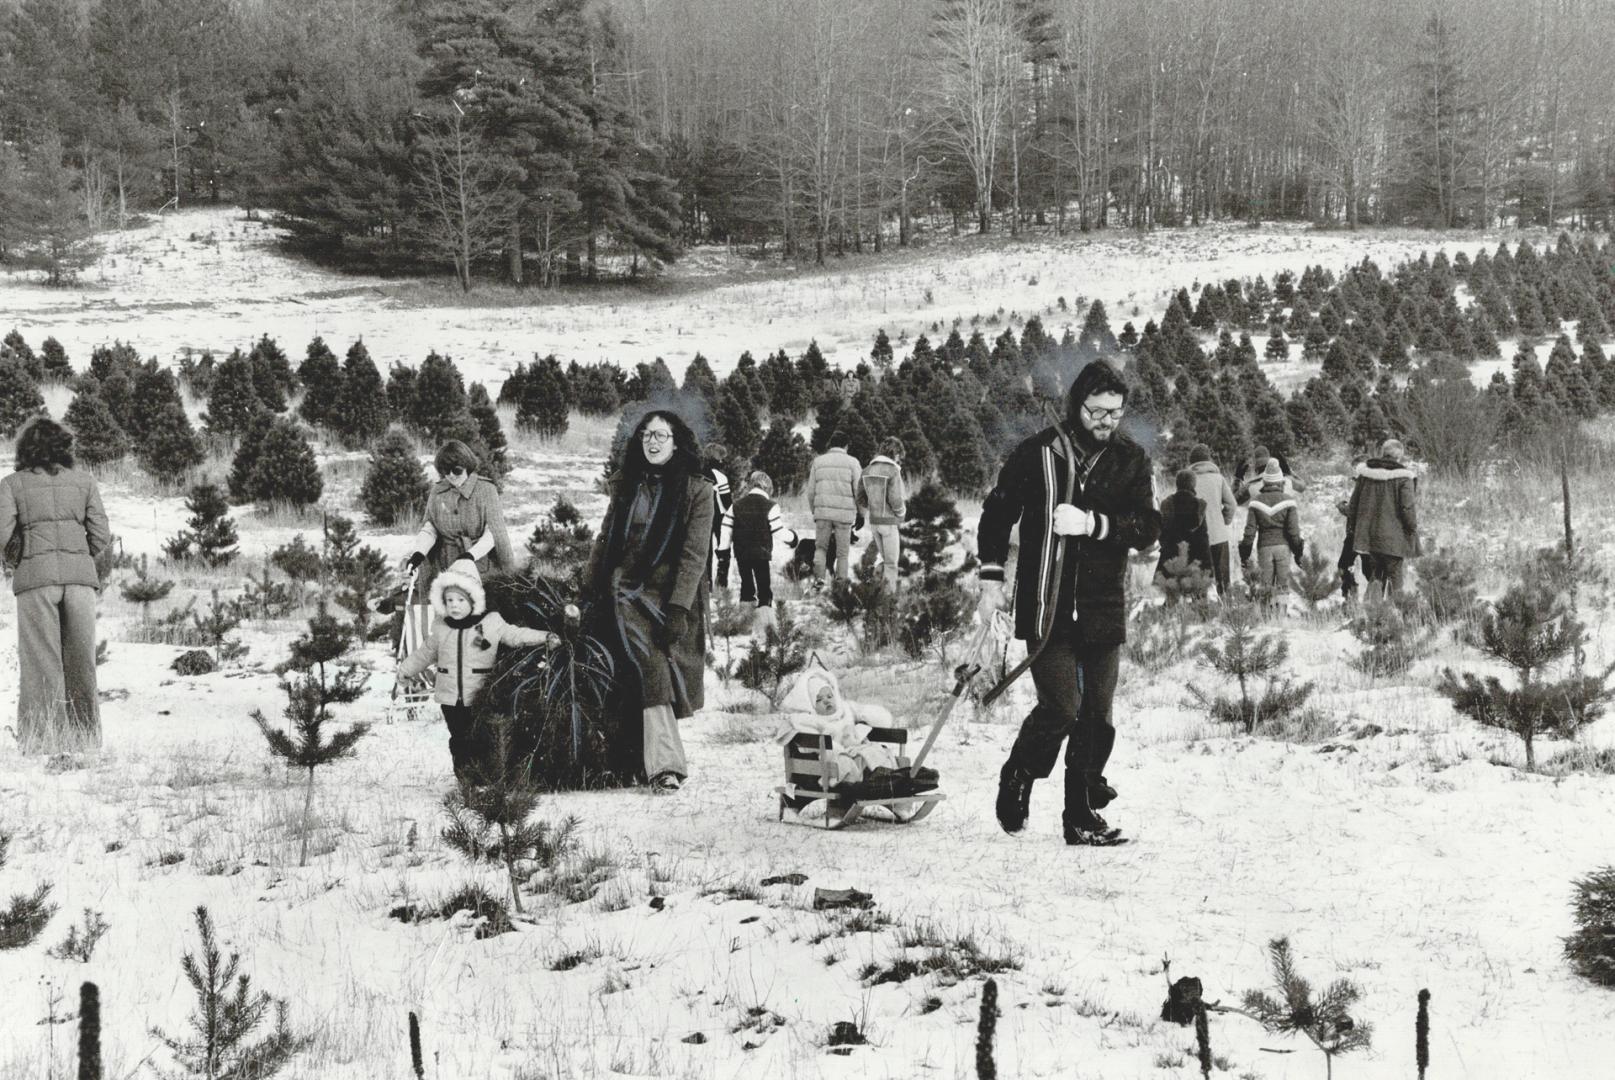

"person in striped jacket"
[717,471,797,629]
[704,444,734,585]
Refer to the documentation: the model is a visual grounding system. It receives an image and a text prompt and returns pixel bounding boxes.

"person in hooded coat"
[1185,443,1236,597]
[1155,469,1212,588]
[585,409,715,793]
[1344,438,1419,600]
[0,418,111,753]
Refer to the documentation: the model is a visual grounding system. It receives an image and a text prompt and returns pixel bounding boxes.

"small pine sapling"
[163,483,239,567]
[47,909,110,963]
[1156,548,1215,611]
[151,906,310,1079]
[270,534,322,608]
[0,829,57,949]
[525,496,594,584]
[1125,604,1197,675]
[239,562,297,622]
[119,554,174,624]
[1186,606,1314,734]
[192,589,247,666]
[440,717,580,916]
[734,602,810,706]
[1348,599,1434,679]
[78,980,102,1080]
[334,544,390,635]
[321,513,361,581]
[253,602,370,866]
[1563,865,1615,987]
[1241,936,1372,1080]
[1416,541,1480,628]
[1292,544,1342,614]
[1436,579,1615,769]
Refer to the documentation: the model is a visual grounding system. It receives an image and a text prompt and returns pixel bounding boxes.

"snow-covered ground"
[2,213,1613,1080]
[0,206,1529,390]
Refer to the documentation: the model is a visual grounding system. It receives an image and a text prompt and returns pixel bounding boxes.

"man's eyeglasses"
[1082,404,1126,422]
[642,430,674,445]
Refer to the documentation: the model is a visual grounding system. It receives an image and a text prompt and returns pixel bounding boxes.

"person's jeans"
[869,523,901,591]
[737,552,773,607]
[1208,541,1231,598]
[812,519,853,581]
[1006,625,1122,782]
[1256,544,1291,594]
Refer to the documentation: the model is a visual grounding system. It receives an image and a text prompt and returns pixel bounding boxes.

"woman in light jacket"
[0,418,112,752]
[401,439,514,599]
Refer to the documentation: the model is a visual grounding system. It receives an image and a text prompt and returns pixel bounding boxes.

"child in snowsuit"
[717,471,798,635]
[397,566,557,781]
[1238,459,1305,596]
[1155,468,1213,593]
[775,667,899,787]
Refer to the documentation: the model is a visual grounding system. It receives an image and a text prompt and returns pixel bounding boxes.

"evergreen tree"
[164,483,240,567]
[243,419,324,507]
[119,554,174,624]
[39,338,72,382]
[680,352,720,412]
[1022,317,1057,364]
[714,378,762,462]
[517,355,571,438]
[835,405,876,465]
[810,394,846,455]
[296,337,343,429]
[336,341,390,450]
[735,351,769,411]
[1078,300,1118,357]
[870,328,894,372]
[624,358,676,402]
[1187,607,1314,733]
[137,402,205,483]
[797,339,831,394]
[0,359,45,437]
[204,349,264,439]
[895,405,936,481]
[1350,394,1390,458]
[1380,325,1412,372]
[1300,378,1352,436]
[498,362,529,407]
[254,601,370,866]
[360,430,429,526]
[228,413,275,504]
[248,335,296,410]
[525,496,595,581]
[386,363,418,424]
[1302,317,1331,362]
[1263,330,1289,363]
[63,382,130,466]
[899,480,963,581]
[1184,385,1250,469]
[2,330,40,380]
[760,349,807,420]
[933,404,990,495]
[567,361,621,415]
[467,383,507,474]
[908,334,936,367]
[754,419,810,495]
[410,352,468,442]
[1249,392,1294,459]
[1119,322,1139,350]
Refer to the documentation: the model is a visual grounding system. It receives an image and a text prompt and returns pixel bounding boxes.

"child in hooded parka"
[1238,459,1305,594]
[397,565,558,780]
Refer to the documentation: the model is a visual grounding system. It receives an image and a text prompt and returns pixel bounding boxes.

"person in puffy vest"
[1155,469,1212,590]
[1344,438,1419,600]
[397,566,556,781]
[718,470,798,636]
[1238,459,1305,597]
[806,430,862,587]
[858,437,907,591]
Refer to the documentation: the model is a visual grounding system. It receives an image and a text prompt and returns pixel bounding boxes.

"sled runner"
[386,569,436,723]
[774,619,997,829]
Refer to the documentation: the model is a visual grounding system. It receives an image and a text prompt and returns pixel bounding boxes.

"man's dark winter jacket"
[1155,491,1211,577]
[1345,458,1419,559]
[978,427,1160,645]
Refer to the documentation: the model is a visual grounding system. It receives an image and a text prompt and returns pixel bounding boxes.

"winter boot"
[1086,773,1118,810]
[995,762,1034,834]
[1063,770,1125,846]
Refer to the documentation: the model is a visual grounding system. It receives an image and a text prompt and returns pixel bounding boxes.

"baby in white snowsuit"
[775,667,898,786]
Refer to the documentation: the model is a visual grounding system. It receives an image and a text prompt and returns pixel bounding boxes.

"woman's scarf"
[595,457,693,595]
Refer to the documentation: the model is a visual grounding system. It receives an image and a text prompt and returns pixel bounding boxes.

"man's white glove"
[1052,503,1094,538]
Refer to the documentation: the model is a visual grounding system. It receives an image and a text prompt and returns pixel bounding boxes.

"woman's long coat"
[586,471,715,719]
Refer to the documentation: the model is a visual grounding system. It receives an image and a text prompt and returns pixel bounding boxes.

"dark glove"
[716,552,731,588]
[406,551,426,570]
[1237,541,1253,565]
[1290,541,1305,565]
[660,605,692,648]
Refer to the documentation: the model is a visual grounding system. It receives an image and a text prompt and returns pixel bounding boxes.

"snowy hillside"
[2,214,1613,1080]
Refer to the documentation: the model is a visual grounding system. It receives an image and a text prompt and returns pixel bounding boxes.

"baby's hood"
[779,667,842,716]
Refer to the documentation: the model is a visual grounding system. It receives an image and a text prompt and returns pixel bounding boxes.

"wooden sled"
[775,727,946,830]
[386,569,436,724]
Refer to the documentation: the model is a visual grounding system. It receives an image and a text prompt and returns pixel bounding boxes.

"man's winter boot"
[995,762,1034,834]
[1063,770,1125,846]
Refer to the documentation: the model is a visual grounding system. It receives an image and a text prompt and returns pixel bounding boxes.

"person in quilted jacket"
[400,439,514,604]
[806,430,862,588]
[396,565,556,781]
[0,418,112,752]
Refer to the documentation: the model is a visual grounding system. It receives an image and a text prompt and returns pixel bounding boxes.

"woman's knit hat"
[1261,458,1284,481]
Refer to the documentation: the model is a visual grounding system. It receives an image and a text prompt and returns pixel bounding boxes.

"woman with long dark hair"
[584,409,714,792]
[0,417,112,752]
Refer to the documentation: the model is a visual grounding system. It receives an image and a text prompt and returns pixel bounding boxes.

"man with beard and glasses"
[976,361,1160,845]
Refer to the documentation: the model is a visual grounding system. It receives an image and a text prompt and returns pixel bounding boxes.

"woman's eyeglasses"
[1081,404,1126,422]
[641,431,674,445]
